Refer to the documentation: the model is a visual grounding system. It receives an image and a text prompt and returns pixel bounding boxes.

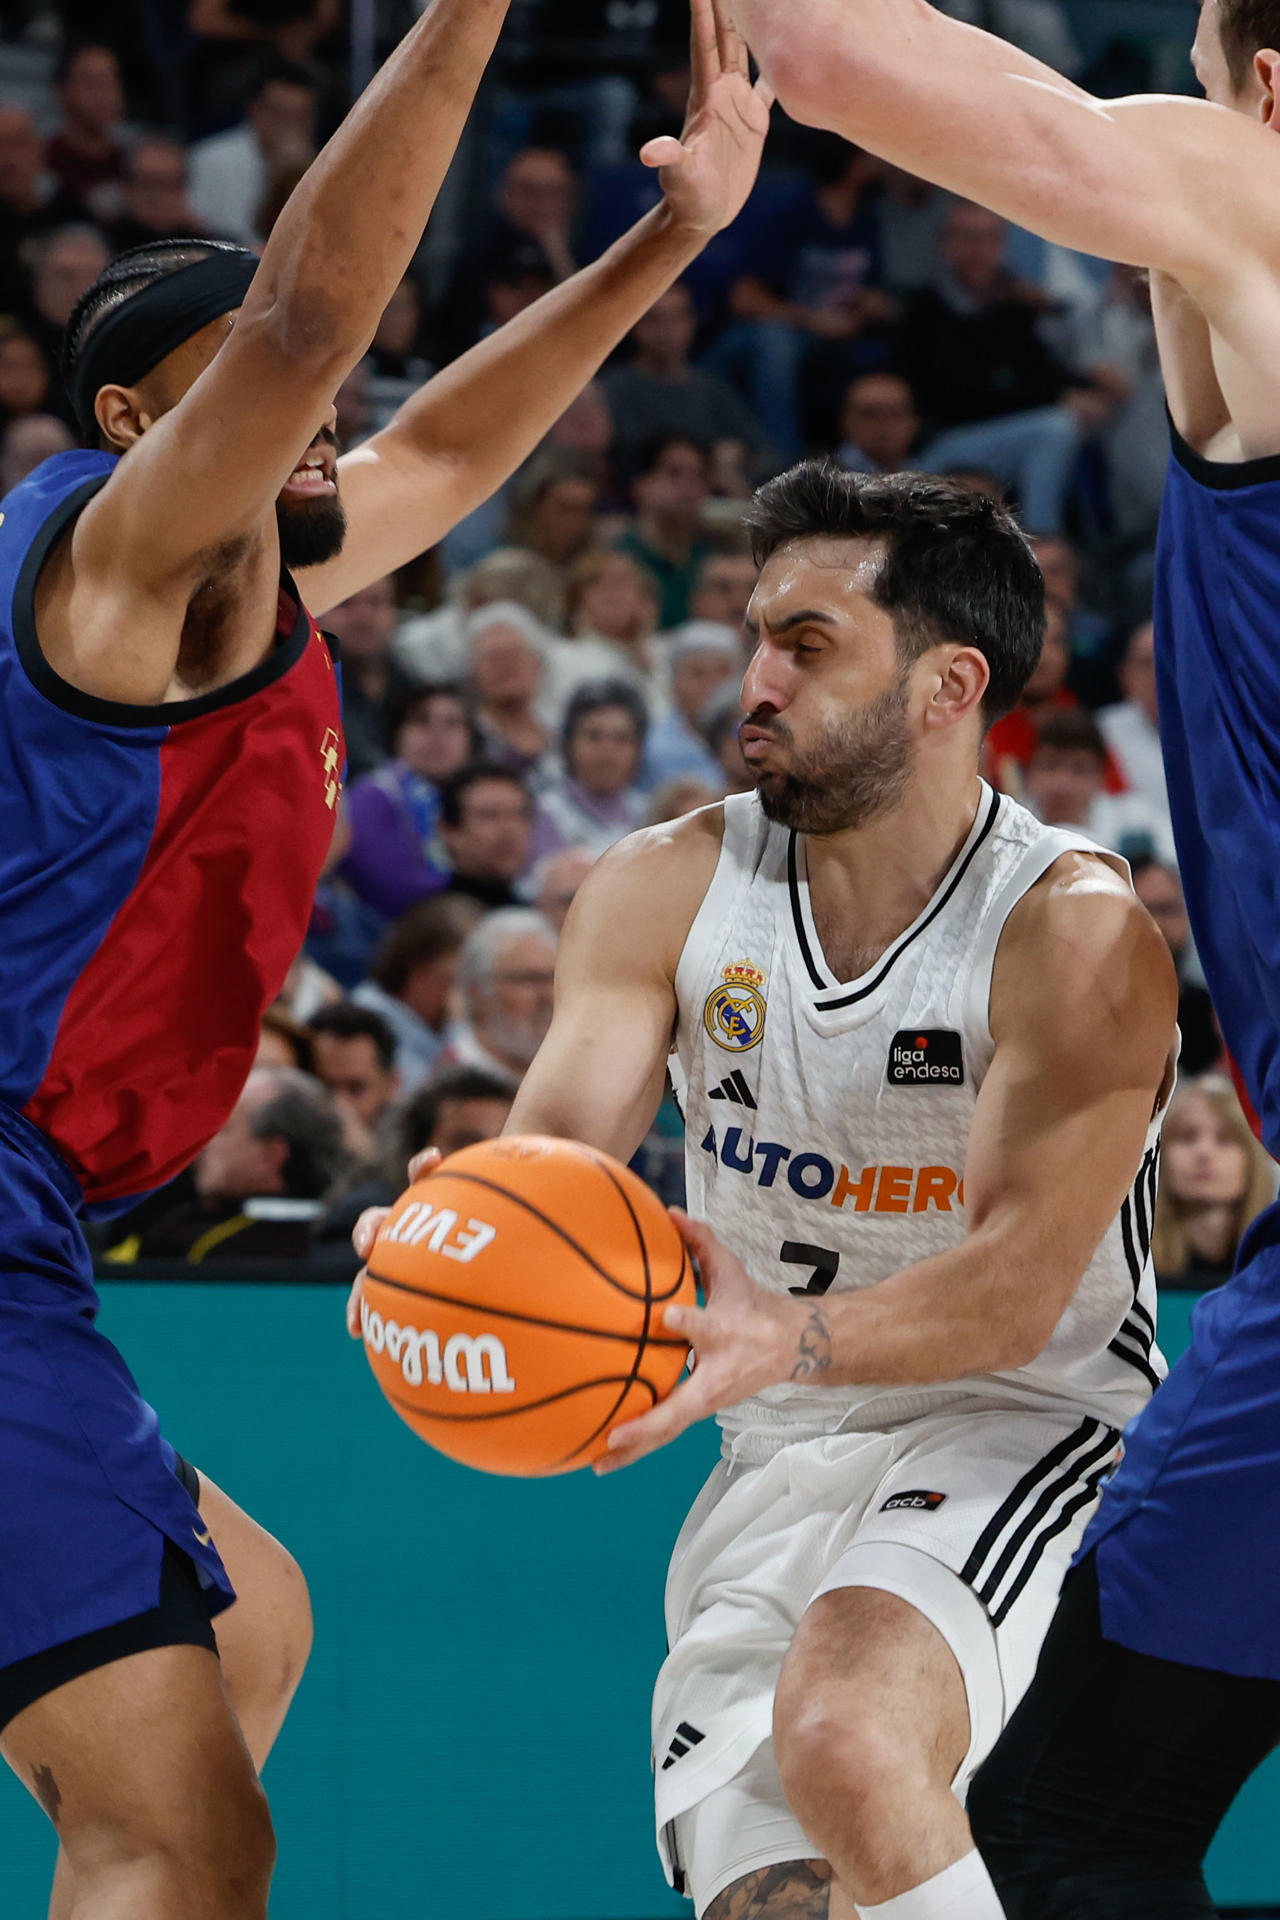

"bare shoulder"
[993,850,1177,1046]
[558,803,726,982]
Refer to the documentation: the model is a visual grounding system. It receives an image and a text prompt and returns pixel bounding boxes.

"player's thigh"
[774,1584,970,1792]
[194,1468,312,1765]
[0,1639,272,1884]
[704,1860,855,1920]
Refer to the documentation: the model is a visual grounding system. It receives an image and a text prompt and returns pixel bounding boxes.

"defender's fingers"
[352,1206,390,1260]
[406,1147,443,1183]
[689,0,721,100]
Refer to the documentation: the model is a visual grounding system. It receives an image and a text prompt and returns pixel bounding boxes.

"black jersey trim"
[1169,420,1280,492]
[12,475,313,729]
[790,786,1002,1012]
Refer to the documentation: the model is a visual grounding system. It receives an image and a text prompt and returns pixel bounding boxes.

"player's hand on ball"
[638,0,772,238]
[597,1209,806,1472]
[346,1147,443,1337]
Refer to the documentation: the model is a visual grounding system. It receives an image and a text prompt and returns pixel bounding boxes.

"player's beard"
[275,427,348,569]
[753,671,915,835]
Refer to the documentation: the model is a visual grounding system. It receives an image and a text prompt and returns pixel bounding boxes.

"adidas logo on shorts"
[661,1722,706,1770]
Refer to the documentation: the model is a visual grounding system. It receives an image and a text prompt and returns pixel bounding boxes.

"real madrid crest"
[704,960,767,1053]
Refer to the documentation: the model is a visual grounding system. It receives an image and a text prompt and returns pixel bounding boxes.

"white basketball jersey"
[671,783,1165,1457]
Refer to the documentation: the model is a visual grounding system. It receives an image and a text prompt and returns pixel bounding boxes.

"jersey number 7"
[780,1241,841,1296]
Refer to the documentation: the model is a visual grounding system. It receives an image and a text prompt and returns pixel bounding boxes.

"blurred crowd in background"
[1,0,1268,1289]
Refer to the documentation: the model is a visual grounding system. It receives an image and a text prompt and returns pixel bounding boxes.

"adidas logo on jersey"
[708,1069,756,1108]
[661,1722,706,1770]
[886,1029,965,1086]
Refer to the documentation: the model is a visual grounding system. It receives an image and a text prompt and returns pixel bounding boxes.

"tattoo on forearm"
[706,1861,833,1920]
[32,1763,61,1826]
[791,1307,832,1382]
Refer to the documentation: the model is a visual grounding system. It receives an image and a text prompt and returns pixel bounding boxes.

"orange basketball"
[359,1134,695,1476]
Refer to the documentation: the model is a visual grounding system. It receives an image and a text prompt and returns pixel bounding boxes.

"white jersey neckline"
[786,780,1003,1014]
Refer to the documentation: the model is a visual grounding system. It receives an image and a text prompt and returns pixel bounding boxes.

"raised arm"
[727,0,1280,281]
[61,0,513,698]
[601,853,1178,1470]
[298,0,773,614]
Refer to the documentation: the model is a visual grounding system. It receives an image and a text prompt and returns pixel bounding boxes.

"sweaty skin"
[721,0,1280,467]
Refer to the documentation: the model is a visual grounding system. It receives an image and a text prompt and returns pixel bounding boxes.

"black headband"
[70,249,260,439]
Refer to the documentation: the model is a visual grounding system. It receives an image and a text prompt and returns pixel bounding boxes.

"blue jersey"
[1082,430,1280,1679]
[0,450,342,1217]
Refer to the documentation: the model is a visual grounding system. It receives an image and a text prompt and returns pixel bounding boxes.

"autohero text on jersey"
[700,1124,965,1213]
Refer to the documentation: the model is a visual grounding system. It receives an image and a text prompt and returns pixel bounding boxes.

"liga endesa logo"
[886,1029,965,1086]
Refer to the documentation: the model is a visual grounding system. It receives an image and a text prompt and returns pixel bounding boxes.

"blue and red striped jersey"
[0,449,344,1213]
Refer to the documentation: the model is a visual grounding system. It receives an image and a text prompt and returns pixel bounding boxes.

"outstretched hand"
[640,0,773,238]
[595,1209,815,1473]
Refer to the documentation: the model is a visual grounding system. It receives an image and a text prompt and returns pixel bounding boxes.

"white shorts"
[653,1406,1120,1917]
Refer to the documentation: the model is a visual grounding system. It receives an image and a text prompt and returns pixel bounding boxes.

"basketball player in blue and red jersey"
[0,0,770,1906]
[711,1,1280,1914]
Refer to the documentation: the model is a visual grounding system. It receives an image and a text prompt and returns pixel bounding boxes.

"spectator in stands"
[506,446,600,572]
[985,599,1074,787]
[936,0,1083,73]
[688,548,758,639]
[256,1006,315,1073]
[342,683,476,919]
[437,148,574,359]
[188,58,317,245]
[439,762,537,909]
[1029,529,1114,687]
[837,371,921,473]
[308,1003,401,1136]
[0,325,53,428]
[1152,1076,1276,1290]
[616,434,712,629]
[1131,858,1219,1078]
[647,775,721,823]
[443,908,558,1084]
[1022,708,1176,863]
[703,681,752,792]
[46,44,128,219]
[395,545,567,686]
[26,226,110,385]
[532,845,596,932]
[353,896,478,1091]
[604,282,776,480]
[105,137,212,253]
[187,0,340,82]
[1099,620,1168,817]
[365,273,434,433]
[120,1068,348,1263]
[0,414,73,493]
[722,134,892,458]
[324,577,416,781]
[898,201,1112,532]
[559,547,662,702]
[465,602,556,782]
[399,1064,516,1160]
[0,107,81,312]
[441,379,617,577]
[326,1062,517,1238]
[642,622,739,791]
[538,680,648,855]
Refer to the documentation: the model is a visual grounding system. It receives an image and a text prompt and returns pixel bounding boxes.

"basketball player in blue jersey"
[702,1,1280,1914]
[0,0,769,1910]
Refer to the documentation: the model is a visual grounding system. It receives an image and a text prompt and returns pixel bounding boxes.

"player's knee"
[196,1768,276,1915]
[775,1691,920,1843]
[273,1544,313,1698]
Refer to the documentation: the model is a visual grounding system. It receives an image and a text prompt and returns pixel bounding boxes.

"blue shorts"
[0,1103,234,1675]
[1081,1205,1280,1680]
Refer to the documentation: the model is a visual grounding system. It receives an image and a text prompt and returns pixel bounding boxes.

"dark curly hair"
[59,237,251,402]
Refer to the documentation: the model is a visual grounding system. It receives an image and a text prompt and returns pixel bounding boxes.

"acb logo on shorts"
[704,960,767,1052]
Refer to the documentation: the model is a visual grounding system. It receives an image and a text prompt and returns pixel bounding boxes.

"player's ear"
[923,645,988,732]
[1254,47,1280,126]
[93,383,155,453]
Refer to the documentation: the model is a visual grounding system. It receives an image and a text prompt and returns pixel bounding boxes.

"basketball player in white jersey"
[347,462,1175,1920]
